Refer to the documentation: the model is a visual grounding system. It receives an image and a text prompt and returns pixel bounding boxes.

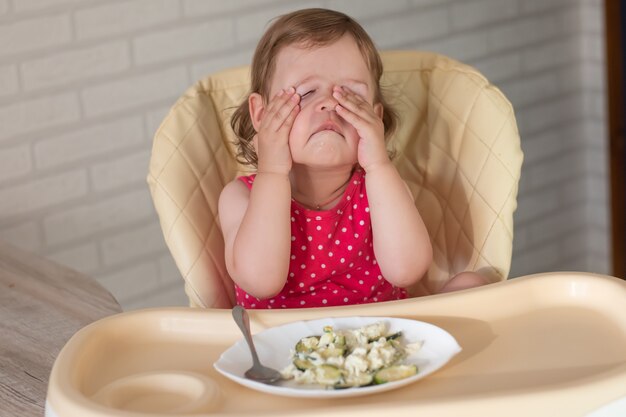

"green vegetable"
[295,336,319,353]
[320,346,345,359]
[373,365,418,384]
[316,364,342,385]
[293,357,315,371]
[284,323,420,389]
[386,331,402,340]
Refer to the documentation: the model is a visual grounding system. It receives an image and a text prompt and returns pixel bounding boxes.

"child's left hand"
[333,86,389,171]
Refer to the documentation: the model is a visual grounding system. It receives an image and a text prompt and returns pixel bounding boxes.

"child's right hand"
[254,87,300,175]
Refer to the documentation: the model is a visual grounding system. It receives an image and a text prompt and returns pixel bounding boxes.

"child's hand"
[255,87,300,174]
[332,86,389,171]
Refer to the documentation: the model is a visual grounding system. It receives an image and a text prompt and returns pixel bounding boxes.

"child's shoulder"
[219,175,253,204]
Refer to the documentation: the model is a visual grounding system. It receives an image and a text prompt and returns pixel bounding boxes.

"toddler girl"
[219,8,486,309]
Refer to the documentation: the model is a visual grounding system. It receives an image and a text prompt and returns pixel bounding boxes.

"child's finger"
[261,89,285,117]
[338,88,370,115]
[277,102,300,132]
[271,95,299,132]
[263,88,298,131]
[332,87,375,122]
[335,102,365,128]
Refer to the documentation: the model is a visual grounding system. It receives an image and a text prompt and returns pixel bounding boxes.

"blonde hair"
[231,8,398,167]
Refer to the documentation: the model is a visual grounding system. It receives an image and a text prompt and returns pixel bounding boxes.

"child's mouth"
[311,121,343,138]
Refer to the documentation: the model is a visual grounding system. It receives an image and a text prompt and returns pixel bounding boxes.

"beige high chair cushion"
[147,50,523,308]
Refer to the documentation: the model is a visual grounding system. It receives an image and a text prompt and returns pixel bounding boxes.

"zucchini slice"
[373,364,418,384]
[293,357,315,371]
[316,364,343,385]
[320,346,345,359]
[295,336,319,353]
[386,331,402,340]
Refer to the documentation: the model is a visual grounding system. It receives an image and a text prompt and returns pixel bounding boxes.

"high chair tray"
[46,272,626,417]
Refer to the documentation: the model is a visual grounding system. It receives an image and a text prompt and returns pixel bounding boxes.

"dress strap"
[237,174,256,190]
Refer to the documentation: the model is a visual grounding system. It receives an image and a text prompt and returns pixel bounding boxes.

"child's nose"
[317,92,338,112]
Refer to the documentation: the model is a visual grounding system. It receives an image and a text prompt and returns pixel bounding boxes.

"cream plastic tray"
[46,272,626,417]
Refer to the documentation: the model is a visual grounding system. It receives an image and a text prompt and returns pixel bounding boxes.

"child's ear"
[374,102,383,120]
[248,93,265,131]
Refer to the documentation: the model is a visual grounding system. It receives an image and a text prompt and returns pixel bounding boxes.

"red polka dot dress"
[235,168,407,309]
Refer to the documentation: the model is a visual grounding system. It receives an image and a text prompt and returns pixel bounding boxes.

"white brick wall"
[0,0,610,310]
[80,66,189,117]
[74,0,181,40]
[0,144,31,182]
[0,64,18,96]
[0,170,88,217]
[42,189,155,245]
[21,41,131,91]
[34,116,144,169]
[0,92,80,141]
[450,0,519,31]
[0,14,72,57]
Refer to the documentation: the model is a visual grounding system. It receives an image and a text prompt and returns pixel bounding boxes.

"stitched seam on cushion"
[183,214,226,305]
[426,120,514,218]
[149,103,214,244]
[172,133,234,305]
[195,80,249,94]
[439,85,512,269]
[150,129,179,182]
[389,64,516,159]
[385,62,491,84]
[469,113,520,260]
[390,72,518,275]
[170,139,234,303]
[184,225,220,307]
[451,159,489,267]
[472,185,517,273]
[387,75,429,234]
[155,100,215,239]
[427,83,518,205]
[433,75,483,264]
[152,92,235,305]
[151,174,219,305]
[168,135,222,256]
[151,100,204,180]
[157,172,199,242]
[385,72,423,113]
[473,111,518,241]
[198,98,233,186]
[387,67,519,188]
[429,91,515,171]
[186,280,207,308]
[392,70,462,275]
[445,130,516,270]
[153,171,208,257]
[420,69,460,251]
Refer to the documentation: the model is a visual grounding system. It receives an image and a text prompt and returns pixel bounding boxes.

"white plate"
[214,316,462,398]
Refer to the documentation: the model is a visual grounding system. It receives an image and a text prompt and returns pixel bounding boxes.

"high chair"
[147,51,523,308]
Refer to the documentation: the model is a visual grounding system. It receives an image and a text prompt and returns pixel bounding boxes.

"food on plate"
[281,321,422,389]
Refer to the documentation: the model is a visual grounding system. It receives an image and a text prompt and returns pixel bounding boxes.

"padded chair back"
[147,51,523,308]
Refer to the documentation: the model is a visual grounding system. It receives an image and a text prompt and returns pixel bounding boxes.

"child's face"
[269,34,379,169]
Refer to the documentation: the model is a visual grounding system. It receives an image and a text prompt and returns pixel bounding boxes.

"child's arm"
[364,164,432,287]
[219,173,291,299]
[438,271,490,293]
[219,88,300,299]
[333,86,432,288]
